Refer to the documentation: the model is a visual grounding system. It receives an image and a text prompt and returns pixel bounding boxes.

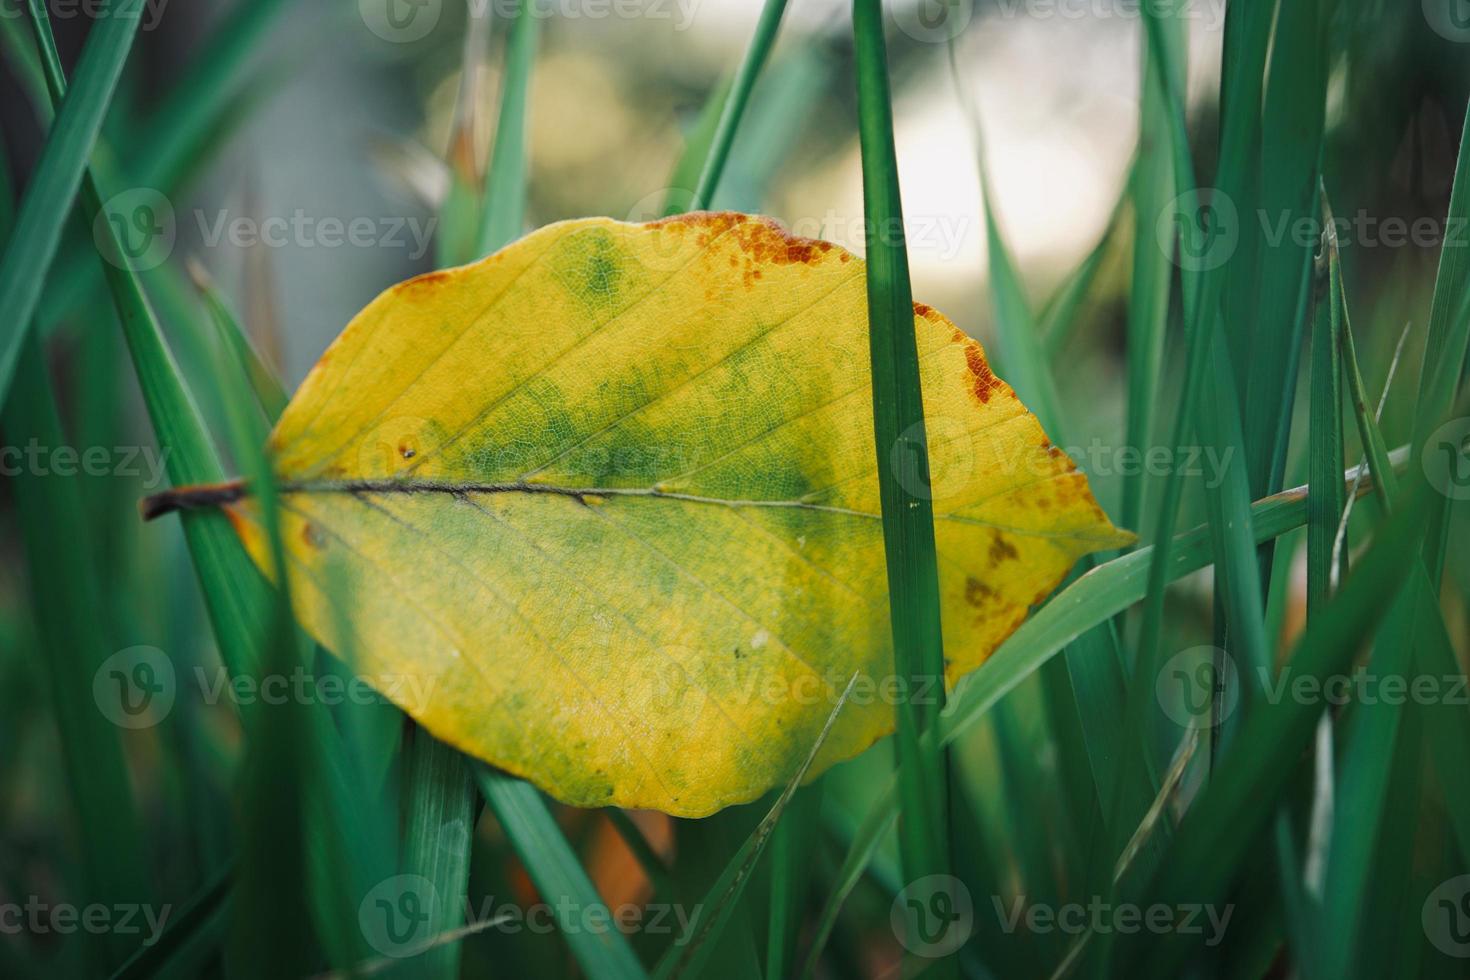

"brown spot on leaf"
[964,343,1002,404]
[394,269,453,294]
[989,533,1019,564]
[964,576,995,608]
[302,523,325,550]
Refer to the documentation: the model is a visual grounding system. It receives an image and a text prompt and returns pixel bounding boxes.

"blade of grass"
[852,0,951,906]
[1412,101,1470,582]
[436,0,493,267]
[1307,204,1346,616]
[1040,183,1126,358]
[4,334,151,971]
[210,279,317,980]
[797,784,898,980]
[940,448,1409,746]
[1120,23,1179,541]
[765,784,823,979]
[0,123,149,973]
[1240,0,1328,501]
[475,0,540,258]
[688,0,790,211]
[27,0,272,680]
[122,0,293,193]
[1115,477,1439,978]
[652,675,858,980]
[186,258,289,422]
[477,770,648,979]
[0,0,144,405]
[109,864,233,980]
[949,42,1126,879]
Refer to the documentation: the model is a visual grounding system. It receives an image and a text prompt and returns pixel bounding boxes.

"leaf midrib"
[274,478,1125,544]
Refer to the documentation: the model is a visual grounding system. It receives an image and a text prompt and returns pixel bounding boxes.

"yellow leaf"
[193,213,1131,816]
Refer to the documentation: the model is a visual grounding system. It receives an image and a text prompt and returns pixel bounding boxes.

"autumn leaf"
[146,212,1131,817]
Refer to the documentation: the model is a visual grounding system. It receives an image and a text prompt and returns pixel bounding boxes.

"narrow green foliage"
[479,771,648,979]
[851,0,950,897]
[689,0,789,211]
[1116,484,1437,978]
[27,0,271,680]
[476,0,541,258]
[0,0,144,404]
[652,677,856,980]
[186,259,289,423]
[4,336,150,971]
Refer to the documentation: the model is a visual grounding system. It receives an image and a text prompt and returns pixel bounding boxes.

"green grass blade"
[765,785,823,979]
[476,0,540,258]
[1308,211,1347,614]
[947,41,1062,432]
[1039,185,1125,358]
[1121,28,1179,539]
[1412,101,1470,581]
[186,259,289,423]
[940,450,1407,745]
[400,734,478,979]
[653,676,857,980]
[122,0,293,192]
[1133,0,1272,699]
[4,335,151,971]
[0,0,144,405]
[1115,482,1437,978]
[852,0,951,898]
[797,782,899,979]
[479,770,648,979]
[28,0,271,679]
[1239,0,1328,499]
[109,865,232,980]
[688,0,790,211]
